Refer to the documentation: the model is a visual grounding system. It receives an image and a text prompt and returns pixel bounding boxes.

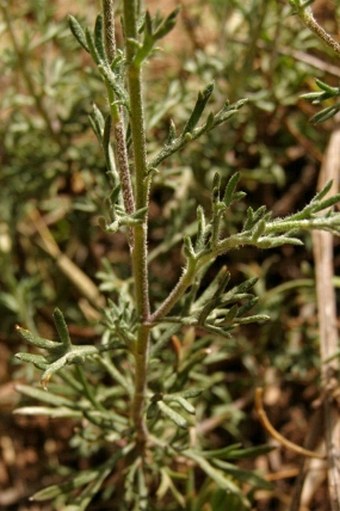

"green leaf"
[311,104,340,124]
[164,395,196,414]
[194,266,230,312]
[184,450,243,496]
[223,277,258,301]
[212,459,272,490]
[157,469,186,508]
[68,15,90,52]
[166,119,177,144]
[314,78,340,94]
[312,180,333,201]
[15,352,48,370]
[256,235,303,248]
[251,218,267,240]
[223,172,240,207]
[103,114,112,150]
[153,7,180,40]
[85,27,101,64]
[212,172,221,203]
[195,206,209,250]
[14,406,82,418]
[89,103,105,141]
[183,82,214,135]
[32,470,99,501]
[53,308,72,348]
[211,490,246,511]
[198,443,243,459]
[15,384,75,408]
[220,444,276,460]
[41,344,100,389]
[146,401,159,420]
[97,62,128,105]
[243,205,268,230]
[174,387,204,399]
[157,401,188,429]
[183,236,196,260]
[236,314,269,324]
[15,326,60,350]
[133,11,154,66]
[94,14,105,61]
[313,194,340,212]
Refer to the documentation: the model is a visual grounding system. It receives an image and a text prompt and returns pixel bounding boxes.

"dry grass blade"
[27,208,105,313]
[312,117,340,511]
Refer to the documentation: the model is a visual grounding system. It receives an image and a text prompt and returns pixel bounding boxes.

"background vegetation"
[0,0,339,510]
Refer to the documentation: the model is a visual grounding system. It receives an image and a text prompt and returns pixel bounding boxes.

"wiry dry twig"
[255,388,325,460]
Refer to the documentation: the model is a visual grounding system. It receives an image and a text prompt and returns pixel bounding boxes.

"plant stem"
[293,2,340,56]
[150,262,197,323]
[122,0,151,450]
[151,208,340,323]
[102,0,135,219]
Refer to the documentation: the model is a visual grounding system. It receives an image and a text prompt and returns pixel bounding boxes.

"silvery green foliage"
[14,1,340,510]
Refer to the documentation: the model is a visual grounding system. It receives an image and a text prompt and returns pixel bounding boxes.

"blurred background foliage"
[0,0,339,509]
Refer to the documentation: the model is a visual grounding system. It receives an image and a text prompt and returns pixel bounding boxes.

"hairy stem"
[151,211,340,323]
[293,3,340,56]
[122,0,151,450]
[102,0,135,218]
[150,262,197,323]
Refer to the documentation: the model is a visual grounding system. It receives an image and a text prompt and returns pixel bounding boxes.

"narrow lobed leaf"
[15,326,60,350]
[312,180,333,202]
[15,352,48,370]
[85,27,101,64]
[14,406,82,419]
[315,78,340,94]
[15,384,75,408]
[183,82,214,135]
[68,15,90,52]
[157,401,188,429]
[195,205,208,251]
[94,14,106,61]
[31,469,100,501]
[183,236,196,260]
[164,395,196,414]
[311,104,340,124]
[153,7,180,40]
[223,172,240,206]
[166,119,177,144]
[313,194,340,213]
[53,308,72,348]
[194,266,230,311]
[184,450,242,495]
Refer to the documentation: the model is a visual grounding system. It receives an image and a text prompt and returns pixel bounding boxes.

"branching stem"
[151,213,340,323]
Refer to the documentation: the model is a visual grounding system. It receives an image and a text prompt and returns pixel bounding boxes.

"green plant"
[290,0,340,123]
[11,1,340,510]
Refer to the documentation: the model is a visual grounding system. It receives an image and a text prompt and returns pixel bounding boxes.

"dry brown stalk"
[312,119,340,511]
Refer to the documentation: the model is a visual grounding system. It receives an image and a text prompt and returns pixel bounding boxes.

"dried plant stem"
[255,388,325,460]
[27,209,104,311]
[312,122,340,511]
